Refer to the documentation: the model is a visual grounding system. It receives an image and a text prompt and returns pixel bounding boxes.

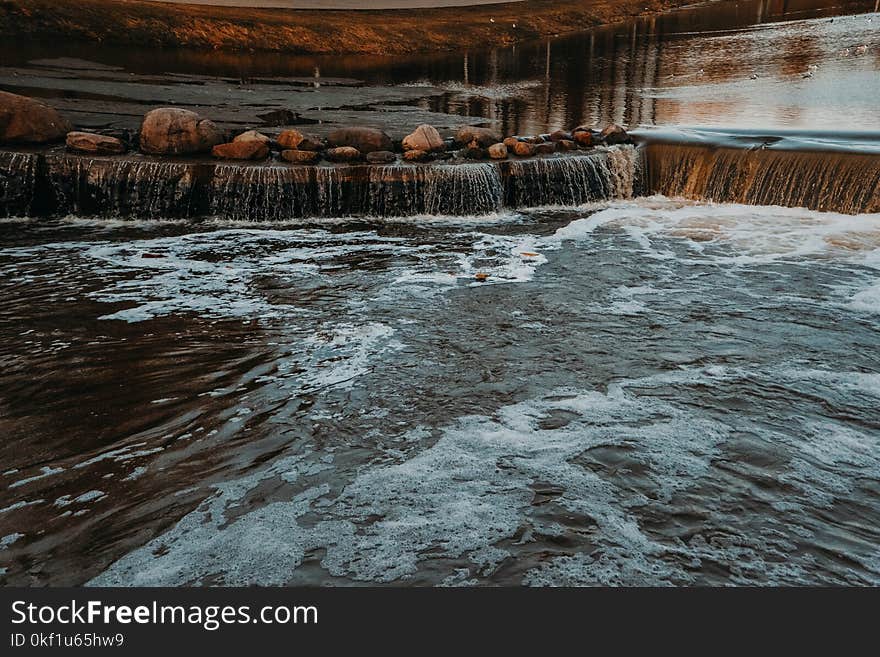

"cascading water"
[504,147,640,207]
[644,143,880,214]
[0,151,39,216]
[210,164,315,221]
[44,155,202,219]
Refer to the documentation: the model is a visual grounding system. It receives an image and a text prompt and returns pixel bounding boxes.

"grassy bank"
[0,0,699,55]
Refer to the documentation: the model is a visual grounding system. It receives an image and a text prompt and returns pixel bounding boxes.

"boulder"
[600,124,629,145]
[297,136,325,152]
[403,149,430,162]
[573,130,593,147]
[556,139,578,152]
[281,149,321,164]
[402,124,445,153]
[326,127,392,154]
[513,141,535,157]
[503,136,521,150]
[461,146,486,160]
[325,146,362,162]
[0,91,72,144]
[455,126,502,148]
[277,129,304,149]
[66,131,126,155]
[488,143,508,159]
[366,150,397,164]
[211,140,269,160]
[549,129,572,142]
[257,108,299,126]
[234,130,270,144]
[534,142,556,155]
[524,135,546,144]
[139,108,224,155]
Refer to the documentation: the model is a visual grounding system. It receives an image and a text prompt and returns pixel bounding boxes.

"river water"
[1,0,879,586]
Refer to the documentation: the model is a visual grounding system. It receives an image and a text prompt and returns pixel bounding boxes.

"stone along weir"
[0,147,639,221]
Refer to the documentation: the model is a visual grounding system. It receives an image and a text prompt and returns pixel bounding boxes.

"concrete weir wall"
[0,146,641,220]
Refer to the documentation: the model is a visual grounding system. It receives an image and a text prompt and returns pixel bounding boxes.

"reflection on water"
[2,0,876,134]
[1,200,879,585]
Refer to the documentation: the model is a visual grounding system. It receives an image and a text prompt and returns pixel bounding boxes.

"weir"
[637,129,880,215]
[0,146,641,220]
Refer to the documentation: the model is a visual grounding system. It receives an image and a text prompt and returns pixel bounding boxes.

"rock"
[234,130,270,144]
[549,129,572,142]
[556,139,578,152]
[325,146,362,162]
[65,131,126,155]
[366,150,397,164]
[297,136,325,152]
[524,135,546,144]
[455,126,502,148]
[211,140,269,160]
[534,142,556,155]
[488,143,508,159]
[277,129,304,149]
[600,124,629,145]
[402,124,445,152]
[0,91,72,144]
[139,107,224,155]
[573,130,593,147]
[281,149,321,164]
[503,136,521,150]
[513,141,535,157]
[403,149,430,162]
[326,127,393,154]
[257,108,299,126]
[461,146,486,160]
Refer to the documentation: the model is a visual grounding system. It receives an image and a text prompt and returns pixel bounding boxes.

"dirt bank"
[0,0,704,56]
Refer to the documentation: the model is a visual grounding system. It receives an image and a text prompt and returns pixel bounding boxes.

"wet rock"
[297,136,325,152]
[403,149,430,162]
[366,150,397,164]
[488,143,508,159]
[503,136,521,150]
[277,129,304,149]
[573,130,593,147]
[534,142,556,155]
[513,141,536,157]
[139,107,224,156]
[461,145,487,160]
[65,131,126,155]
[234,130,270,144]
[456,126,502,148]
[556,139,578,152]
[600,124,630,145]
[524,135,546,144]
[325,146,362,162]
[257,108,299,127]
[0,91,72,144]
[402,124,445,152]
[281,149,321,164]
[550,129,573,142]
[327,127,393,154]
[212,140,270,160]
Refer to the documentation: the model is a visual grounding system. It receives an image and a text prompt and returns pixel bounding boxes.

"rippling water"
[1,198,878,585]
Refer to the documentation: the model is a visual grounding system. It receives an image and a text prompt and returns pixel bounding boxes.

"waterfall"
[644,143,880,214]
[504,146,640,208]
[45,155,202,219]
[210,164,315,221]
[0,151,39,216]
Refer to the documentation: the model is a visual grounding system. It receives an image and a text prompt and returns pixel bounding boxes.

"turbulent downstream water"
[1,197,879,586]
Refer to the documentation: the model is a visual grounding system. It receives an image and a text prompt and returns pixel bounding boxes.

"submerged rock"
[456,126,502,148]
[211,140,269,160]
[461,145,487,160]
[403,124,445,153]
[0,91,72,144]
[366,150,397,164]
[65,131,126,155]
[600,124,629,145]
[281,149,321,164]
[326,146,362,162]
[488,143,508,159]
[139,108,224,156]
[327,127,392,154]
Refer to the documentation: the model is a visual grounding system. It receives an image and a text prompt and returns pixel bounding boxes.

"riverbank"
[0,0,700,55]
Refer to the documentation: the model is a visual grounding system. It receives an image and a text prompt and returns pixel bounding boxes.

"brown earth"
[0,0,701,56]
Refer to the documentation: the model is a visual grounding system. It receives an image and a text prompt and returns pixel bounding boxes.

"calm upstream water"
[1,0,879,586]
